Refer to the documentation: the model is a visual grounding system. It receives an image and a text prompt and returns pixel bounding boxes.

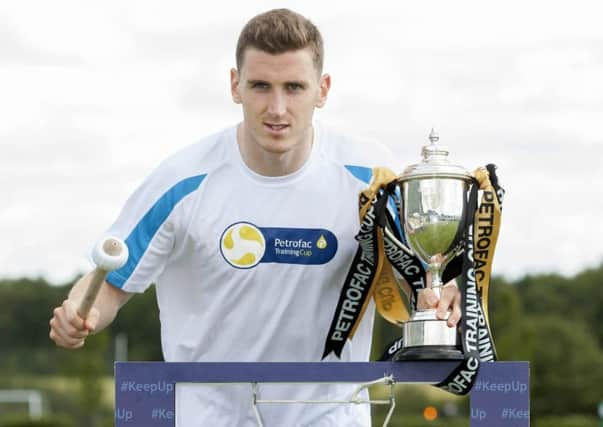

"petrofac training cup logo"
[220,222,338,269]
[220,222,266,269]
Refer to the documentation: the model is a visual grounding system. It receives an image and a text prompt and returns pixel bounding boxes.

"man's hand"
[49,299,99,349]
[417,278,461,327]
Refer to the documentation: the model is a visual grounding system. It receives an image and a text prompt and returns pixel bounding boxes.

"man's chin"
[259,140,292,155]
[258,131,293,150]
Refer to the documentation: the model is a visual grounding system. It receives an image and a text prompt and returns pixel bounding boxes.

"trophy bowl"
[404,178,467,287]
[395,129,471,360]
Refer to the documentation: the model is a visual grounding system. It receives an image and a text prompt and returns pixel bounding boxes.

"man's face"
[230,47,330,155]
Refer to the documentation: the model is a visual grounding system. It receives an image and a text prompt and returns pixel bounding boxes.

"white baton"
[77,236,129,318]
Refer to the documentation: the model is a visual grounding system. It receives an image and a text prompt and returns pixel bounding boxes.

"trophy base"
[393,345,464,361]
[396,309,463,361]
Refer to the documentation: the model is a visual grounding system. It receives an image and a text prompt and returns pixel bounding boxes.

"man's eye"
[252,82,269,89]
[286,83,304,91]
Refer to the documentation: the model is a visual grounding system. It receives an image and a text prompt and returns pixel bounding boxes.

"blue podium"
[115,361,529,426]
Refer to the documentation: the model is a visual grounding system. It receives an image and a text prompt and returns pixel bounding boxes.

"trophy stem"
[427,263,444,300]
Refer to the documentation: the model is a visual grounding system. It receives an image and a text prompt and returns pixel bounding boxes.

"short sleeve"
[101,163,206,293]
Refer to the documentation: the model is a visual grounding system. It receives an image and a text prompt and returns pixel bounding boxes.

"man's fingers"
[62,300,86,330]
[50,315,88,340]
[54,304,88,338]
[49,299,91,349]
[84,308,100,332]
[50,313,88,346]
[447,289,462,327]
[54,309,88,338]
[49,324,87,348]
[436,281,461,326]
[436,287,456,319]
[417,277,462,327]
[417,288,438,310]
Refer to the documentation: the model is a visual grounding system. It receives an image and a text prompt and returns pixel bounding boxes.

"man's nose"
[267,91,287,116]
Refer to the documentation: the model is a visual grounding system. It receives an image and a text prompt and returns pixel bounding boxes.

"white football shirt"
[104,123,399,427]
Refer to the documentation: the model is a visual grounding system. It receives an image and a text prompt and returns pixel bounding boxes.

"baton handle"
[77,236,128,319]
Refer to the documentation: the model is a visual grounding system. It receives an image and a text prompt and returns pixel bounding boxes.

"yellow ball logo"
[220,222,266,268]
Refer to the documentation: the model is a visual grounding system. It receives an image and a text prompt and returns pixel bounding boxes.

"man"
[50,9,460,426]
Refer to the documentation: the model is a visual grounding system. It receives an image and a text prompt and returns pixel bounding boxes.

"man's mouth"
[264,123,289,132]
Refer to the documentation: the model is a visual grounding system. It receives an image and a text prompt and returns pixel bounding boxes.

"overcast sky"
[1,0,602,284]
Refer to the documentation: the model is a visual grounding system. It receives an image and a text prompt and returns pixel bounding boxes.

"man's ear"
[230,68,242,104]
[315,73,331,108]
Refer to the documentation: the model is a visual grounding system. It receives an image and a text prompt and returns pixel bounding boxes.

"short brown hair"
[236,9,324,73]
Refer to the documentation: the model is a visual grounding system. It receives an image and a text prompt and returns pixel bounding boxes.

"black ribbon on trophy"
[322,131,504,396]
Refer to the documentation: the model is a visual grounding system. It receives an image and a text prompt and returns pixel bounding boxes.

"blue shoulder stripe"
[344,165,372,184]
[107,174,207,288]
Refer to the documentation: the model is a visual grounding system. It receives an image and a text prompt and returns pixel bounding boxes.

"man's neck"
[236,124,314,177]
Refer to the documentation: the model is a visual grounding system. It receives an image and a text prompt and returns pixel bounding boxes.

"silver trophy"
[395,129,472,360]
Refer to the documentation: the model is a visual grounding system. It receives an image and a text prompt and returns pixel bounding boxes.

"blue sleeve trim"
[344,165,372,184]
[107,174,207,288]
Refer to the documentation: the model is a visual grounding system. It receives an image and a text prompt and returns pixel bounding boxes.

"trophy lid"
[399,128,472,181]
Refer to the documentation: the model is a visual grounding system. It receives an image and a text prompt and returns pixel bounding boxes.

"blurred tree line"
[0,277,163,376]
[0,277,163,425]
[1,264,602,422]
[372,264,603,419]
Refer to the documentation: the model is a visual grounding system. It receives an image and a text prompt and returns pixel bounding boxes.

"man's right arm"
[49,271,133,349]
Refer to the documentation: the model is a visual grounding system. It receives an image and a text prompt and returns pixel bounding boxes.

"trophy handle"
[382,226,415,256]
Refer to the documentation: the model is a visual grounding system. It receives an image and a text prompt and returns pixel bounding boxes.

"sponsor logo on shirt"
[220,222,266,268]
[220,222,338,269]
